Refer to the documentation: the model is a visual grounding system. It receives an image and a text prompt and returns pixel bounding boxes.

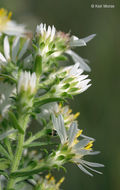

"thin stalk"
[24,128,46,146]
[7,133,25,189]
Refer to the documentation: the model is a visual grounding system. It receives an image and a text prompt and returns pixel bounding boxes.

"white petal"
[51,25,56,41]
[0,52,6,63]
[58,114,67,144]
[88,151,100,155]
[46,26,51,39]
[12,37,20,63]
[74,139,91,149]
[18,39,30,60]
[78,164,93,176]
[52,114,67,144]
[66,50,91,72]
[82,163,103,175]
[70,36,86,47]
[80,134,95,141]
[52,114,64,143]
[82,160,104,168]
[4,36,10,60]
[2,104,11,117]
[71,35,79,40]
[82,34,96,43]
[5,21,26,36]
[69,62,83,76]
[68,122,78,145]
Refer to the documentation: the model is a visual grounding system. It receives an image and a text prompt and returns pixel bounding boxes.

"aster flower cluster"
[0,8,103,190]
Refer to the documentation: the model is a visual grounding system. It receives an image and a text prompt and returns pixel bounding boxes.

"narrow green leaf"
[10,165,49,178]
[8,112,24,134]
[0,74,16,83]
[4,138,14,159]
[0,158,10,170]
[24,141,57,148]
[0,170,9,179]
[0,144,11,160]
[34,97,64,107]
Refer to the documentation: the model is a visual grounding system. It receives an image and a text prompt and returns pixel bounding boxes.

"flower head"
[35,174,64,190]
[55,31,96,72]
[50,62,91,97]
[37,102,79,128]
[34,24,69,73]
[52,114,104,176]
[0,8,27,36]
[0,36,30,67]
[34,23,96,73]
[36,23,56,43]
[18,71,37,95]
[36,24,56,58]
[57,103,80,127]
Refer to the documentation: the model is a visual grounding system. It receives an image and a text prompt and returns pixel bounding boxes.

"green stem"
[7,133,25,189]
[24,128,47,146]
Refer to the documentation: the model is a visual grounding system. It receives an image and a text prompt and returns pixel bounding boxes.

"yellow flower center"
[84,141,93,150]
[46,173,51,179]
[0,8,12,31]
[45,173,64,189]
[72,129,83,146]
[56,177,64,187]
[74,112,80,119]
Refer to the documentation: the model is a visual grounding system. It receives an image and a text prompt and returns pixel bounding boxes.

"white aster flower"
[52,114,104,176]
[0,36,30,66]
[37,102,79,128]
[36,23,58,64]
[36,23,56,42]
[0,8,27,36]
[56,104,80,127]
[35,23,95,72]
[36,102,59,122]
[18,71,37,95]
[36,174,64,190]
[50,62,91,97]
[35,24,68,72]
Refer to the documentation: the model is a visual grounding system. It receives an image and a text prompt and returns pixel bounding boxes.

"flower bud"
[18,71,37,95]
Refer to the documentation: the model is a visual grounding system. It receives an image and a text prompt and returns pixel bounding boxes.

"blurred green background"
[1,0,120,189]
